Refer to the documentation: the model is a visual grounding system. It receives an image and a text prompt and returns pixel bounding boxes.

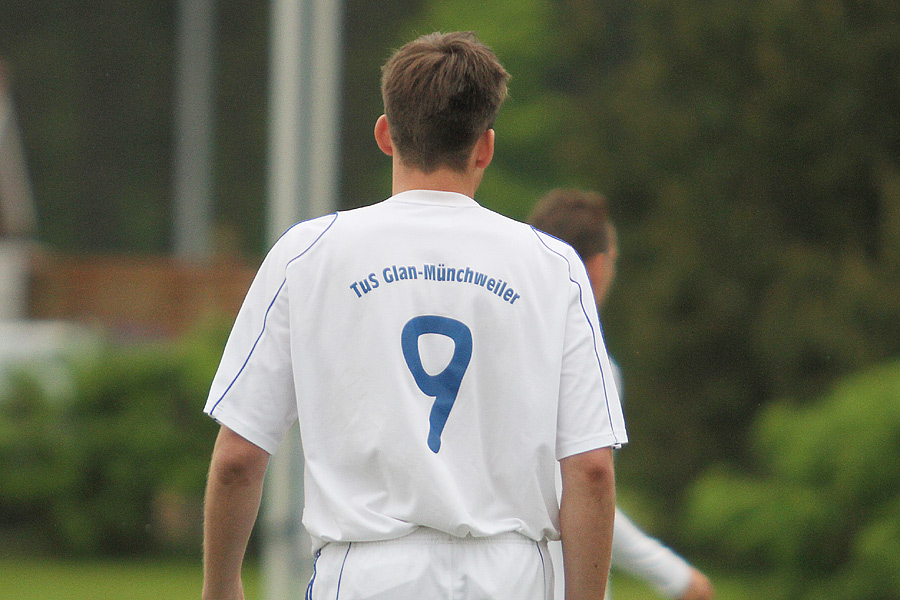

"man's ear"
[374,114,394,156]
[474,128,495,169]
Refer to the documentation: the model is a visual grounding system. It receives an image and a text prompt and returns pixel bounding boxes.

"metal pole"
[266,0,304,242]
[264,1,342,598]
[173,0,215,260]
[306,0,342,219]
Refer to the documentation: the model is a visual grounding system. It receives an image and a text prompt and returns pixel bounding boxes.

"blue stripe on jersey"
[284,212,340,270]
[530,226,623,446]
[209,213,340,415]
[208,278,287,415]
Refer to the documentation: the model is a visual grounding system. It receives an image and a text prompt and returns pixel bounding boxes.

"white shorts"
[306,527,554,600]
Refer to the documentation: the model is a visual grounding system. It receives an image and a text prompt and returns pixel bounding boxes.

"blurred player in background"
[529,189,715,600]
[201,33,626,600]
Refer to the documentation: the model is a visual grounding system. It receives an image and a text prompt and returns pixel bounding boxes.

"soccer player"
[529,189,715,600]
[201,32,626,600]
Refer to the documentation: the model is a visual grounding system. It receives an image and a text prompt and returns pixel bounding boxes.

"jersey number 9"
[401,315,473,453]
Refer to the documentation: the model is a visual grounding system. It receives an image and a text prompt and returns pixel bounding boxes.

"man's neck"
[391,162,484,198]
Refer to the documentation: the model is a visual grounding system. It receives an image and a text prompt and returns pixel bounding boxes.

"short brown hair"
[528,189,614,260]
[381,31,510,173]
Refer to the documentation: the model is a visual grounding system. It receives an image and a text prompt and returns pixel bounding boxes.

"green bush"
[684,359,900,600]
[0,321,229,556]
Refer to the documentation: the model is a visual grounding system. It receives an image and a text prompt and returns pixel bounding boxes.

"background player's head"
[528,188,619,308]
[379,31,510,173]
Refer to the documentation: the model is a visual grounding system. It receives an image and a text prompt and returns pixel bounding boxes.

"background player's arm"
[203,425,271,600]
[611,508,715,600]
[559,446,616,600]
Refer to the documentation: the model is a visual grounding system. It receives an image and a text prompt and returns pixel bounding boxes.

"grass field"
[0,558,260,600]
[0,557,760,599]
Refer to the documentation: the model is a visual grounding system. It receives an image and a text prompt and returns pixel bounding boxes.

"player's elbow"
[211,454,264,488]
[560,447,615,490]
[209,426,270,487]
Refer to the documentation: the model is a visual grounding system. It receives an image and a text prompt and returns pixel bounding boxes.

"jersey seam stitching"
[530,226,623,446]
[208,212,340,415]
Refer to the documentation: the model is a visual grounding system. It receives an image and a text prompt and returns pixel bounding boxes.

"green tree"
[684,359,900,599]
[0,322,227,555]
[575,0,900,527]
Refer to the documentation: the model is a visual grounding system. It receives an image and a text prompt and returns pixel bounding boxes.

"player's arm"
[203,425,271,600]
[559,446,616,600]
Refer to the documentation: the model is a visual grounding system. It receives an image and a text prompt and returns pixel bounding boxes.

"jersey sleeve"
[554,249,627,459]
[612,508,693,598]
[203,238,298,454]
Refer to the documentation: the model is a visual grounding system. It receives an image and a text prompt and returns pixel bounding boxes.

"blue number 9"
[401,315,473,453]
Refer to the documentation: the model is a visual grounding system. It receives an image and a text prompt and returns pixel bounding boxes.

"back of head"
[381,31,510,173]
[528,189,613,261]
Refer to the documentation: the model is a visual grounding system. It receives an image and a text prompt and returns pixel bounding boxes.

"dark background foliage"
[0,322,227,555]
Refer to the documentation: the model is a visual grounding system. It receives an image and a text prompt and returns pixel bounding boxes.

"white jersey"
[205,190,626,552]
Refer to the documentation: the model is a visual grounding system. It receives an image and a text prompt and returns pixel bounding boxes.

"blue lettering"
[401,316,473,453]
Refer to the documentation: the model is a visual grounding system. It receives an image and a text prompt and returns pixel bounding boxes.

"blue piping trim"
[208,279,286,414]
[536,541,548,598]
[209,213,339,415]
[530,226,623,446]
[306,548,321,600]
[335,543,352,599]
[284,212,340,270]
